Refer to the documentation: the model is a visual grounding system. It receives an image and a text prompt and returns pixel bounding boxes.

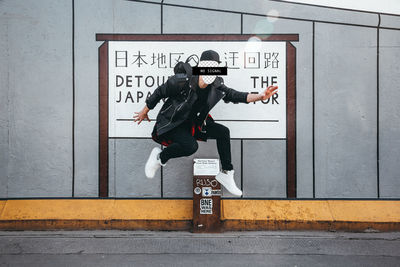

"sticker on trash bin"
[194,187,201,195]
[193,159,220,176]
[202,187,212,197]
[200,198,213,214]
[211,189,221,196]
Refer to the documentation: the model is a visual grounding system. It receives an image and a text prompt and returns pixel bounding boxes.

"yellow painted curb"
[221,200,334,221]
[0,201,6,218]
[220,200,400,222]
[0,199,399,231]
[0,199,192,220]
[327,200,400,222]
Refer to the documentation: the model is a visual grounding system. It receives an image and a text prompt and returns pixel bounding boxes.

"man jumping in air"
[133,50,278,196]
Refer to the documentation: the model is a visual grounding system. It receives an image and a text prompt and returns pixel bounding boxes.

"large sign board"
[108,41,286,138]
[97,34,298,198]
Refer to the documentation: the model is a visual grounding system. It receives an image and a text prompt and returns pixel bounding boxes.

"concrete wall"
[379,29,400,198]
[0,0,73,197]
[0,0,399,199]
[314,23,377,198]
[74,0,161,196]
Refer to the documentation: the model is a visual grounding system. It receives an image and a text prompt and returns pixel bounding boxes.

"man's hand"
[133,105,151,125]
[261,85,278,101]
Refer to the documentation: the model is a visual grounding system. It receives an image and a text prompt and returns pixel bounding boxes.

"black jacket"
[145,74,249,137]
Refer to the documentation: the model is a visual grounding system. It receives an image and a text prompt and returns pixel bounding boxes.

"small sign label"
[194,187,201,195]
[202,187,212,197]
[193,159,220,176]
[211,189,222,196]
[200,198,213,214]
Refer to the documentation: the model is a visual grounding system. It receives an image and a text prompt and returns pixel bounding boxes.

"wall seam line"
[161,145,163,198]
[160,0,164,197]
[312,21,315,199]
[114,140,117,197]
[240,140,243,198]
[240,13,243,34]
[72,0,75,197]
[325,200,336,223]
[377,13,381,198]
[0,197,399,200]
[161,0,164,34]
[6,19,10,199]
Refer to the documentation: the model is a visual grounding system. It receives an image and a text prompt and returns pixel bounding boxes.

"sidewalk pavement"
[0,230,399,266]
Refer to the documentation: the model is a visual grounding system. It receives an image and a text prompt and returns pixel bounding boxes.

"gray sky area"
[284,0,400,15]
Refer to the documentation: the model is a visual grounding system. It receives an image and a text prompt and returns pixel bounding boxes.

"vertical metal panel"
[242,15,313,198]
[3,0,73,197]
[314,23,377,198]
[379,29,400,198]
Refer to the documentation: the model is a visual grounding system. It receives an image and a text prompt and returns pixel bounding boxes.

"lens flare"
[267,9,279,22]
[252,18,275,40]
[245,36,262,52]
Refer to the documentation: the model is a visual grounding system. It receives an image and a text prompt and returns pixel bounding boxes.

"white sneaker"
[215,170,242,196]
[145,147,166,179]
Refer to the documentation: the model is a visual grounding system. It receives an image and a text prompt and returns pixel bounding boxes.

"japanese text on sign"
[108,41,287,138]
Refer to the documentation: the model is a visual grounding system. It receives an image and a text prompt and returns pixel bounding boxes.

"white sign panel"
[193,158,220,176]
[108,41,286,138]
[200,198,213,214]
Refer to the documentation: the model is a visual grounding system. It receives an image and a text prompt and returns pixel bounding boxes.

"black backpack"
[173,54,197,86]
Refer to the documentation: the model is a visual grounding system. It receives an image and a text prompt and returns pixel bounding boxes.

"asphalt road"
[0,230,399,266]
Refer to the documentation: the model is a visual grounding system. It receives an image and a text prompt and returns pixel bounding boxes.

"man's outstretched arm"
[134,104,151,124]
[219,77,278,104]
[134,75,181,124]
[246,85,278,103]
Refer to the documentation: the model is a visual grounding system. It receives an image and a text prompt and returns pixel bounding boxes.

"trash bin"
[192,158,222,233]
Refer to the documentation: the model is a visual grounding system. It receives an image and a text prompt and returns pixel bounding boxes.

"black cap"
[200,50,221,64]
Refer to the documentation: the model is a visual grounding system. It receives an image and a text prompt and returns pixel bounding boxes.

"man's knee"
[219,125,230,138]
[182,140,198,156]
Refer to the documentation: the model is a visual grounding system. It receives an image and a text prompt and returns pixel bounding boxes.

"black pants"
[159,119,233,170]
